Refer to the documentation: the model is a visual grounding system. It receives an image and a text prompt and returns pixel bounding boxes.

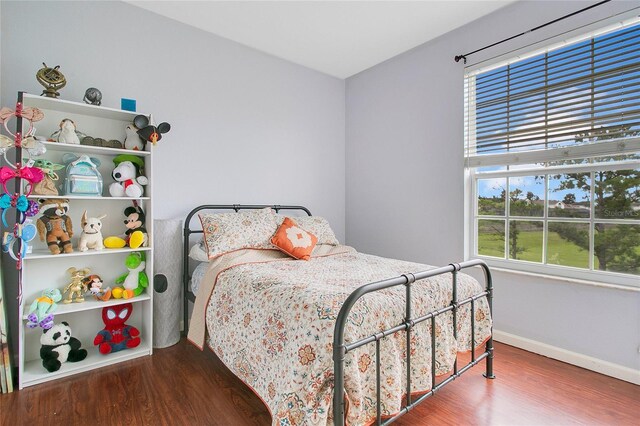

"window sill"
[476,259,640,293]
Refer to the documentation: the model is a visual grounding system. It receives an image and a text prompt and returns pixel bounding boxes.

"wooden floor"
[1,341,638,426]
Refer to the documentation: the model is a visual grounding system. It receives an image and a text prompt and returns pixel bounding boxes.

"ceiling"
[128,1,515,79]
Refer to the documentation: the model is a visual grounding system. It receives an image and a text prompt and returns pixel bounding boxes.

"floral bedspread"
[192,246,492,425]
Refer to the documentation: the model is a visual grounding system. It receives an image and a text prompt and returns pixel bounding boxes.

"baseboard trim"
[493,330,640,385]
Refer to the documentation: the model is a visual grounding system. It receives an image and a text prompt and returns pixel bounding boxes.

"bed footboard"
[332,259,494,425]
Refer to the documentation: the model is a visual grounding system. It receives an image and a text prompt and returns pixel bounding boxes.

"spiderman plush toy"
[94,303,140,354]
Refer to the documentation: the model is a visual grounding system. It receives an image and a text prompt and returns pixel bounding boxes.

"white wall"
[0,0,345,239]
[346,0,640,376]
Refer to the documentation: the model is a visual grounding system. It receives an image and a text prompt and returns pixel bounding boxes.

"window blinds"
[465,22,640,167]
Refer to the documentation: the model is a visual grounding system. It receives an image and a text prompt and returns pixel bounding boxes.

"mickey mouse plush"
[123,205,148,247]
[133,115,170,148]
[104,205,148,249]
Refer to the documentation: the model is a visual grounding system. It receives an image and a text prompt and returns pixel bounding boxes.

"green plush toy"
[112,252,148,299]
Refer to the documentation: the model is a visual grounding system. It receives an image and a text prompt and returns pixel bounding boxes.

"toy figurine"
[36,198,73,254]
[83,274,111,301]
[94,303,140,354]
[62,267,91,303]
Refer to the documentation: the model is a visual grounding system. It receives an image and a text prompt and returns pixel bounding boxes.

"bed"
[183,205,494,426]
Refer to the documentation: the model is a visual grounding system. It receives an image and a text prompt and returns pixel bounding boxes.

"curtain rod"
[454,0,611,64]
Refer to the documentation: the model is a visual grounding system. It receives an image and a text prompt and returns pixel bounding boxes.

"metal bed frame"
[183,205,494,426]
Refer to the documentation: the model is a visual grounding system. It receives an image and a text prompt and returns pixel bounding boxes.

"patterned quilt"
[188,246,492,425]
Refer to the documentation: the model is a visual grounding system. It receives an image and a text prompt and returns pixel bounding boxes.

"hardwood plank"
[0,341,638,425]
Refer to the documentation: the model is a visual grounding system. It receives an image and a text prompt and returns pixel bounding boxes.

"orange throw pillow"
[271,217,318,260]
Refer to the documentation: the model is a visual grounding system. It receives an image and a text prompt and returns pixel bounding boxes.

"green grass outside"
[478,230,589,267]
[478,225,640,273]
[547,231,589,268]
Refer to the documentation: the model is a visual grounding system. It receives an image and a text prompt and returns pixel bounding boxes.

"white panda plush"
[40,321,88,372]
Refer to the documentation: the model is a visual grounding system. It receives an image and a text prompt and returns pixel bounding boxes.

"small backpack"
[62,154,103,196]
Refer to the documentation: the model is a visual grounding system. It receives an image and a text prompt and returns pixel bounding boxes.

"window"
[465,20,640,287]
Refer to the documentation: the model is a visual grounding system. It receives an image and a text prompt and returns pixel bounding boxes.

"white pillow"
[188,240,209,262]
[190,262,209,295]
[199,208,279,259]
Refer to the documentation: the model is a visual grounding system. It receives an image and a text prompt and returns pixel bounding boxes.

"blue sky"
[478,174,589,203]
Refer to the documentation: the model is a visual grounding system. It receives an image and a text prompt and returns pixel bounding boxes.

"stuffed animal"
[124,122,144,151]
[55,118,80,144]
[94,303,140,354]
[112,251,148,299]
[62,267,91,303]
[103,205,148,249]
[78,210,106,251]
[27,288,62,329]
[108,155,148,198]
[83,274,111,301]
[40,321,87,372]
[133,115,170,147]
[35,198,73,254]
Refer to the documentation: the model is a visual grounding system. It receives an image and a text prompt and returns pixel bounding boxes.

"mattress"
[188,246,491,426]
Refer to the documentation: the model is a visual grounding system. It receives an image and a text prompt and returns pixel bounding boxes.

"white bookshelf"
[4,92,155,389]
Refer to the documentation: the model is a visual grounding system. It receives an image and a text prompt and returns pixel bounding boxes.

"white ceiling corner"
[126,1,516,79]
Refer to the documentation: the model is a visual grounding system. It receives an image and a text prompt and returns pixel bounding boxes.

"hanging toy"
[0,193,39,227]
[3,220,37,265]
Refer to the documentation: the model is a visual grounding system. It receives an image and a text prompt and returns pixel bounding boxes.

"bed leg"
[480,262,495,379]
[483,337,496,379]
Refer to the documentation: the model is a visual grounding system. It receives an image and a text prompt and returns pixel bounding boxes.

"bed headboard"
[182,204,312,335]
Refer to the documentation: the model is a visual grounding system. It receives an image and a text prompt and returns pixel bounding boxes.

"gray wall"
[0,0,345,367]
[0,0,346,240]
[2,0,638,376]
[346,0,640,371]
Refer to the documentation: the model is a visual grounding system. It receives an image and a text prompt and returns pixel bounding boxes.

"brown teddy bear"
[36,198,73,254]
